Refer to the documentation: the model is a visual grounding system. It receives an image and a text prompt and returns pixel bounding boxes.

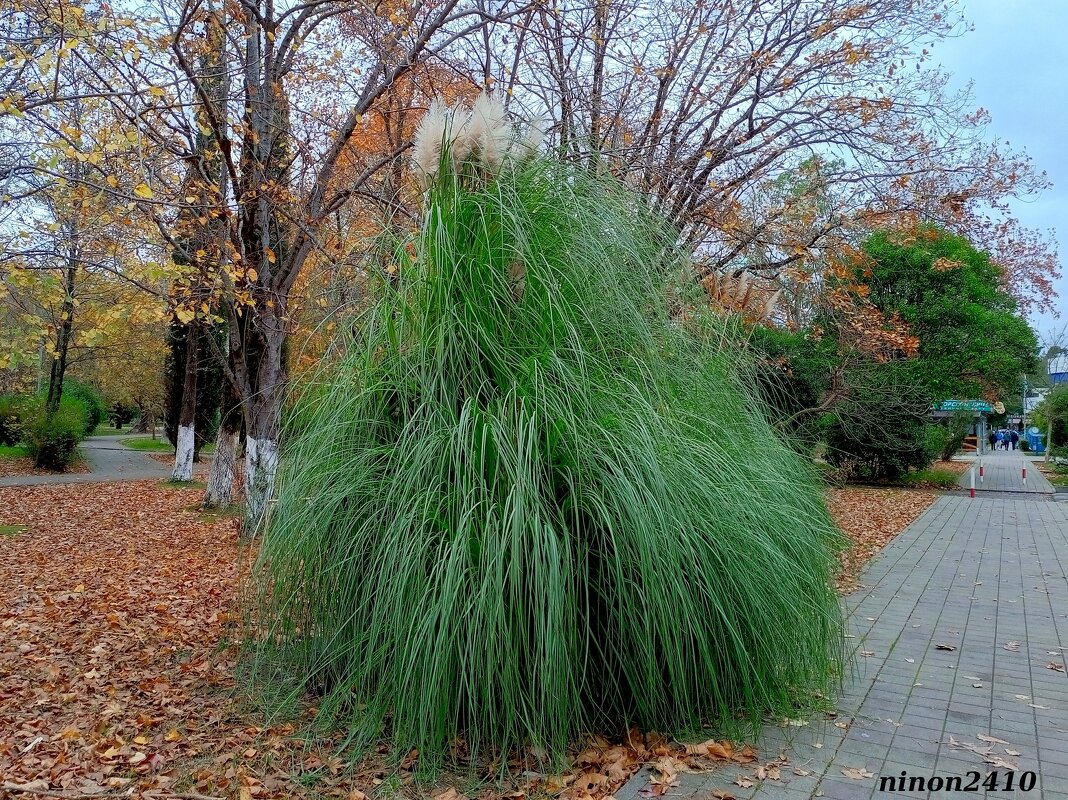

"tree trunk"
[242,317,286,530]
[172,323,200,481]
[45,262,78,415]
[205,424,239,508]
[204,370,243,509]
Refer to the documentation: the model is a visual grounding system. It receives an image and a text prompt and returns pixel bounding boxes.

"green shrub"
[824,401,938,480]
[899,468,959,489]
[23,397,88,470]
[0,394,28,446]
[246,150,844,764]
[938,411,972,461]
[63,380,107,435]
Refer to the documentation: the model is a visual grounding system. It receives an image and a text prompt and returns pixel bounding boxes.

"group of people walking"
[988,429,1020,451]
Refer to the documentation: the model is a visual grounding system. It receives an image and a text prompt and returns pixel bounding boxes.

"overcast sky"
[933,0,1067,342]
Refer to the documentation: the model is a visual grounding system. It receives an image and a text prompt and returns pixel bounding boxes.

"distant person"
[996,430,1005,450]
[1010,429,1019,451]
[988,430,997,451]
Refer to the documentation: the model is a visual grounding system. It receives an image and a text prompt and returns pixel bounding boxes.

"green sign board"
[933,399,993,413]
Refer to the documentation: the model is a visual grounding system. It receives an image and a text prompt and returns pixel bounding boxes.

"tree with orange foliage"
[478,0,1058,316]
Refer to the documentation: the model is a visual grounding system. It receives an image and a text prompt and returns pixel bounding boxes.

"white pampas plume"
[469,92,512,170]
[762,288,783,322]
[448,106,474,166]
[412,99,449,187]
[516,114,546,159]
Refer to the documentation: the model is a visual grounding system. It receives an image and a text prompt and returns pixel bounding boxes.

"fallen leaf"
[842,767,875,779]
[1004,641,1021,651]
[432,789,465,800]
[1047,662,1065,672]
[977,734,1009,745]
[711,791,735,800]
[935,644,956,651]
[734,776,754,788]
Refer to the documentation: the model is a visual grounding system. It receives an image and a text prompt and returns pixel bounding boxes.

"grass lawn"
[121,436,174,451]
[1038,461,1068,487]
[122,437,215,454]
[90,423,129,436]
[0,444,29,459]
[896,467,961,489]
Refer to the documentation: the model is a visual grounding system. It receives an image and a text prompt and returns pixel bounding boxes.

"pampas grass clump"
[247,98,843,765]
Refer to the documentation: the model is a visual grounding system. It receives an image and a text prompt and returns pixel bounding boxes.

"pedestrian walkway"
[956,450,1054,495]
[0,434,173,487]
[617,496,1068,800]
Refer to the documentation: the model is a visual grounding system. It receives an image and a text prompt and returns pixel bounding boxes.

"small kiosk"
[932,399,993,453]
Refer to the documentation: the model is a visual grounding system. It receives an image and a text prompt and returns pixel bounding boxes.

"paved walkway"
[0,434,173,487]
[618,495,1068,799]
[956,451,1054,495]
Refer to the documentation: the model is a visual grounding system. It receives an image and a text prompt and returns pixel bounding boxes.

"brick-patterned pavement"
[956,451,1054,495]
[617,495,1068,800]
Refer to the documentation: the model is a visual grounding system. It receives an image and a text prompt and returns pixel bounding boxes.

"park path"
[618,494,1068,800]
[0,434,173,487]
[956,450,1054,495]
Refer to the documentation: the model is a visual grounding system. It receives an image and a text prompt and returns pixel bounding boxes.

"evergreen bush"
[246,99,844,764]
[0,394,28,446]
[63,380,107,435]
[23,397,88,470]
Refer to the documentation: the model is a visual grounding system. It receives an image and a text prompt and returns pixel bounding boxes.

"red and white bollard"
[1022,466,1027,484]
[970,465,976,498]
[979,458,984,483]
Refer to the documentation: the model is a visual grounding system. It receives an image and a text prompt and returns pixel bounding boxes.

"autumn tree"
[477,0,1059,315]
[859,226,1039,404]
[5,0,526,522]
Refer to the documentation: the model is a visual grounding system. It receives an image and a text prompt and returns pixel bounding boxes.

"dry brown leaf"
[432,789,466,800]
[842,767,875,779]
[977,734,1009,745]
[734,776,754,788]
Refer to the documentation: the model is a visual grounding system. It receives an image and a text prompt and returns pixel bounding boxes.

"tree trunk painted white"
[203,428,238,508]
[244,436,278,530]
[172,424,195,481]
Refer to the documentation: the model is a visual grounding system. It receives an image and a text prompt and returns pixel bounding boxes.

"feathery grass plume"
[411,98,449,187]
[246,142,844,768]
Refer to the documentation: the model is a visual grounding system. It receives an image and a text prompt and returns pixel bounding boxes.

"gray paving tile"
[619,496,1068,799]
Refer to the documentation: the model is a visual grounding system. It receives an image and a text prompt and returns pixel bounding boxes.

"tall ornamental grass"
[247,97,843,764]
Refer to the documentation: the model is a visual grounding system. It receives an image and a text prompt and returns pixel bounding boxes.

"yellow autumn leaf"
[133,183,153,199]
[148,86,165,98]
[246,268,258,282]
[175,307,195,324]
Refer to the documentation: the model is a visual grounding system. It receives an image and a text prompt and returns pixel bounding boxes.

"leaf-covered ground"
[0,482,771,799]
[827,487,937,593]
[0,455,90,478]
[0,480,931,798]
